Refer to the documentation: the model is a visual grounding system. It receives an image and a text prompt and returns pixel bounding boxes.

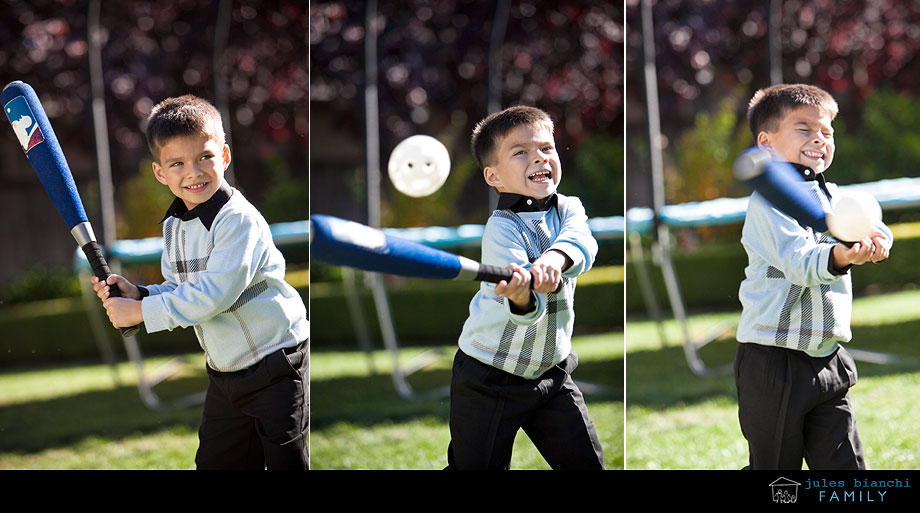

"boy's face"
[757,105,834,174]
[483,123,560,198]
[152,134,231,210]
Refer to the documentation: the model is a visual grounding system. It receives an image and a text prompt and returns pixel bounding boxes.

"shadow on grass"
[847,319,920,377]
[626,319,920,410]
[0,375,207,454]
[310,355,621,430]
[0,347,623,455]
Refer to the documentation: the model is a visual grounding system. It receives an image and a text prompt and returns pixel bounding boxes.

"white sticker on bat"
[332,220,387,252]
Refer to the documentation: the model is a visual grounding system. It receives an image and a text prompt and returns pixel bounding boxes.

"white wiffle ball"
[826,190,882,242]
[387,135,451,198]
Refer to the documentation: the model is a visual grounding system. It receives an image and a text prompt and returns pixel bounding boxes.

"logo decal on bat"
[4,95,44,153]
[330,219,388,252]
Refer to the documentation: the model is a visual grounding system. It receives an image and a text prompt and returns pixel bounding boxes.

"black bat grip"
[475,263,515,284]
[81,241,140,337]
[475,264,563,293]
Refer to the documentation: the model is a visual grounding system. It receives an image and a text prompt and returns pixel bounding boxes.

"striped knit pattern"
[765,190,843,353]
[736,179,886,357]
[141,186,308,372]
[458,194,595,379]
[487,211,569,378]
[165,217,266,366]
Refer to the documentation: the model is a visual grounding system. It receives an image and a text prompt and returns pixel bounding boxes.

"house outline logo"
[770,477,800,503]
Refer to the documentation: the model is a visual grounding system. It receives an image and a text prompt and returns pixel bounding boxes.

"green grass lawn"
[0,331,622,470]
[0,354,207,469]
[625,289,920,470]
[311,331,623,469]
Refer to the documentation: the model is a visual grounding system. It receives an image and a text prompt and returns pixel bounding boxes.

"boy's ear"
[756,131,772,149]
[483,166,502,188]
[152,161,168,185]
[222,144,232,170]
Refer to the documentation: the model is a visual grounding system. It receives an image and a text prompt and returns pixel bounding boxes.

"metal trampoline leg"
[342,267,377,375]
[367,273,449,400]
[628,231,668,347]
[654,225,732,377]
[79,270,121,386]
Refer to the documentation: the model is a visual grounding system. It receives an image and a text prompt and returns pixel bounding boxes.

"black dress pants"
[195,340,309,470]
[734,342,865,470]
[446,349,604,470]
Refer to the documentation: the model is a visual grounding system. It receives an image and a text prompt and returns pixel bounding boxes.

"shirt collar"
[790,163,819,181]
[159,181,233,231]
[496,192,558,213]
[789,162,832,198]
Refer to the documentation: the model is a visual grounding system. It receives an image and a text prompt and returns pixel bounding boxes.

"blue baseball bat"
[310,214,524,285]
[733,147,830,233]
[2,81,139,337]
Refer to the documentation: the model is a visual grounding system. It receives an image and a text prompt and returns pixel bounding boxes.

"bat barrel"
[311,215,557,291]
[4,81,137,337]
[2,80,88,230]
[733,147,829,233]
[732,147,773,181]
[310,214,464,280]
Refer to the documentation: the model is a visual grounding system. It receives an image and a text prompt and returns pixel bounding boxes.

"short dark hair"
[146,95,225,161]
[471,105,554,171]
[747,84,838,138]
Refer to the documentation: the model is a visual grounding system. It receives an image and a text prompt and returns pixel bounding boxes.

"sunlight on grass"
[0,353,207,469]
[312,401,621,470]
[0,353,206,406]
[0,331,620,470]
[0,429,198,470]
[625,290,920,470]
[312,332,623,469]
[627,399,747,470]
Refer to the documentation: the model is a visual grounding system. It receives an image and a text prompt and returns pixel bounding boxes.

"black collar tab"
[789,163,832,199]
[497,192,558,213]
[790,163,818,181]
[159,181,233,231]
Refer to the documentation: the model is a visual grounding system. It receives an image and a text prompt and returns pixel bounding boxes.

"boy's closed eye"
[513,147,553,157]
[170,154,214,167]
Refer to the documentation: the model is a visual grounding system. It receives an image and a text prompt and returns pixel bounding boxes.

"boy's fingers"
[530,267,543,288]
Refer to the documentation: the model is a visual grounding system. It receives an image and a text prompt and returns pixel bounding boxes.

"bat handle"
[81,241,141,337]
[476,264,563,293]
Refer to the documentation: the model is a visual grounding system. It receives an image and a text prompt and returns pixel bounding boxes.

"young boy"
[736,84,892,470]
[91,95,309,470]
[446,105,604,470]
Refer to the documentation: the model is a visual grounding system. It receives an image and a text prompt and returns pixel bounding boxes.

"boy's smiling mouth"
[184,181,210,192]
[803,149,825,161]
[528,169,553,183]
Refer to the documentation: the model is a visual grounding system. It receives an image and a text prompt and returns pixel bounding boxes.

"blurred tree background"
[626,0,920,215]
[0,0,306,301]
[310,0,623,230]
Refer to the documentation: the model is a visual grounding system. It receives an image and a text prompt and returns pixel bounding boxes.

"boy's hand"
[101,297,144,328]
[90,274,143,329]
[530,249,572,294]
[493,263,534,313]
[868,232,891,263]
[91,274,141,301]
[832,231,890,269]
